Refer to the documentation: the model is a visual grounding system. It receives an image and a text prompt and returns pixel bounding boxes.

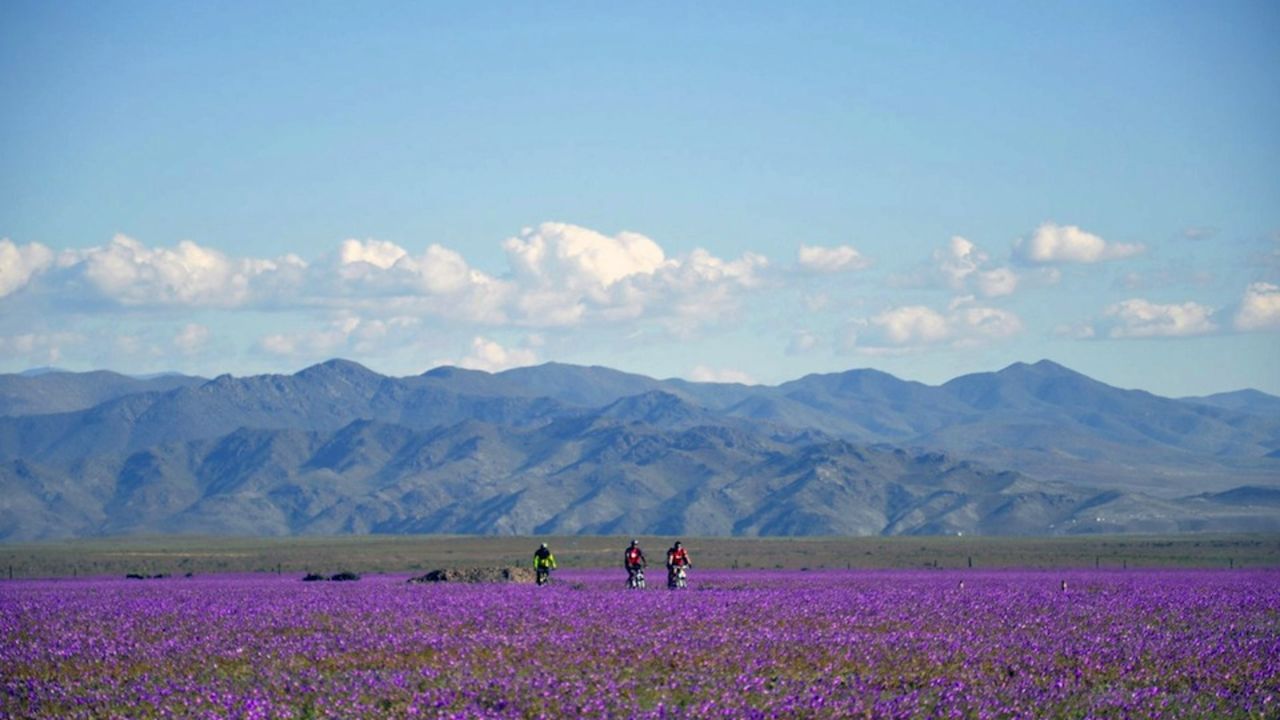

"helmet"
[630,539,638,547]
[540,542,548,549]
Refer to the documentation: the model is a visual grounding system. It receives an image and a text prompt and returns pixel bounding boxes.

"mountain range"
[1,359,1277,541]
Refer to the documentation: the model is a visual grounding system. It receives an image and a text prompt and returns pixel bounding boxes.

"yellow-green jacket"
[533,548,557,570]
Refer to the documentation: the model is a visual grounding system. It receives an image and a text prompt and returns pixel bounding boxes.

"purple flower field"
[3,569,1278,719]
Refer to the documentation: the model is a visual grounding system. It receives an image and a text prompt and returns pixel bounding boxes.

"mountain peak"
[422,365,482,378]
[18,366,69,377]
[598,390,708,427]
[998,359,1077,377]
[296,358,378,378]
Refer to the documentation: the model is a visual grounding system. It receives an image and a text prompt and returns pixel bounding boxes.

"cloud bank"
[3,219,1272,377]
[1104,299,1218,338]
[845,301,1023,354]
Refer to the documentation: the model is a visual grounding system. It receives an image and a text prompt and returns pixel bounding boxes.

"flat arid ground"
[2,533,1277,579]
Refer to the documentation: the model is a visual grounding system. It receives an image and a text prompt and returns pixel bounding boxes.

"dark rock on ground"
[408,567,535,584]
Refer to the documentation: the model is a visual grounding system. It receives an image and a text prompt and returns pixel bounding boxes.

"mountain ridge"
[1,358,1276,541]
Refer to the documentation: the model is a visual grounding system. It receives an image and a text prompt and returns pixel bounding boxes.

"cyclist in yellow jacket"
[532,542,557,585]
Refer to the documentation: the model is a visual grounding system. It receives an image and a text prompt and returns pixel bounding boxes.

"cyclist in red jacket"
[666,540,691,589]
[624,539,646,589]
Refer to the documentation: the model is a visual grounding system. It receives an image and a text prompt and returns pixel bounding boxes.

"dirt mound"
[408,567,535,584]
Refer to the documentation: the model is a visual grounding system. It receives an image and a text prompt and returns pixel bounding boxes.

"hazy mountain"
[0,358,1276,540]
[1182,389,1280,419]
[0,370,205,417]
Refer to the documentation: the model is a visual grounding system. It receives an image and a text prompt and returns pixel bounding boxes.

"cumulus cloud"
[505,222,668,288]
[649,249,768,331]
[3,226,767,336]
[933,236,1018,298]
[0,239,55,298]
[458,336,539,372]
[1234,282,1280,331]
[936,237,983,290]
[327,239,511,323]
[1014,222,1144,264]
[868,306,952,346]
[845,302,1022,353]
[69,234,305,307]
[688,365,756,385]
[1103,299,1217,338]
[500,223,766,330]
[796,244,870,274]
[338,238,408,270]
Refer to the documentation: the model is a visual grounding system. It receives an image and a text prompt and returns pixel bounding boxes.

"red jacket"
[625,546,646,568]
[667,547,690,567]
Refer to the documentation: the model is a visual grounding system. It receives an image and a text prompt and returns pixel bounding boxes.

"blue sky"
[2,1,1277,396]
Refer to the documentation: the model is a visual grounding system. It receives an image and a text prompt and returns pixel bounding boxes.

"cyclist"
[532,542,557,585]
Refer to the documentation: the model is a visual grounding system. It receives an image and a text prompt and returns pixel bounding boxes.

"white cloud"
[500,224,766,330]
[950,305,1023,345]
[338,238,408,270]
[1015,222,1144,264]
[73,234,304,307]
[410,244,478,295]
[3,226,767,337]
[174,324,211,354]
[846,302,1022,353]
[872,305,952,346]
[504,222,668,288]
[1104,299,1217,338]
[0,331,82,366]
[327,240,511,324]
[259,334,301,356]
[689,365,756,384]
[257,315,415,359]
[797,244,870,273]
[933,236,1018,297]
[975,267,1019,297]
[458,336,539,372]
[786,330,821,355]
[0,239,55,298]
[936,236,984,290]
[1234,282,1280,331]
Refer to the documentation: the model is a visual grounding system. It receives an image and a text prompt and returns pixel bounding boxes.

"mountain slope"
[1181,389,1280,419]
[0,370,205,417]
[8,414,1271,541]
[0,358,1276,540]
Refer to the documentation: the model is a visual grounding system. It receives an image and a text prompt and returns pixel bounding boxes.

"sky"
[1,1,1278,396]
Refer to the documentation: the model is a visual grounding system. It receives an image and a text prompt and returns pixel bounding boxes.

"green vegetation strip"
[2,533,1277,578]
